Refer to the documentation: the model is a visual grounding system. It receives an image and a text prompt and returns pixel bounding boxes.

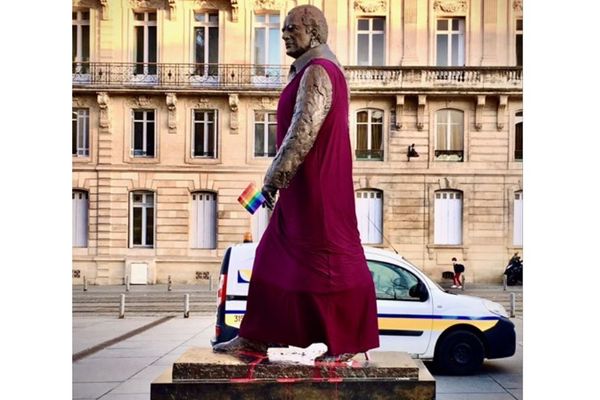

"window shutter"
[435,191,462,245]
[193,192,217,249]
[513,192,523,246]
[355,190,383,244]
[252,203,271,242]
[72,191,88,247]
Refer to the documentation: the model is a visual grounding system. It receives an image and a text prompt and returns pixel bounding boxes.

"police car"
[211,243,516,374]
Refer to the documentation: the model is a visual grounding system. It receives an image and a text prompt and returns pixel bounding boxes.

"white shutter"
[513,192,523,246]
[193,192,217,249]
[449,192,462,245]
[355,190,383,244]
[72,191,88,247]
[435,191,462,245]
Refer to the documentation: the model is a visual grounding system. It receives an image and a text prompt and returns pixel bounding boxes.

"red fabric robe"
[239,58,380,355]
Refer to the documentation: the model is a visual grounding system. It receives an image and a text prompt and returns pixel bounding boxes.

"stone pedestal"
[151,347,435,399]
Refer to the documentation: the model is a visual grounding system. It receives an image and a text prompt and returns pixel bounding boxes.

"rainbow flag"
[238,183,266,214]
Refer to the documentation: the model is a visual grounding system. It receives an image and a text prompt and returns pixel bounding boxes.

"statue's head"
[282,5,328,59]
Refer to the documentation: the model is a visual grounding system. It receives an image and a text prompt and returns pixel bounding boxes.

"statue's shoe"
[212,336,268,355]
[314,352,356,363]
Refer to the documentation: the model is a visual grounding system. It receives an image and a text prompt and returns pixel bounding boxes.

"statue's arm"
[263,64,332,190]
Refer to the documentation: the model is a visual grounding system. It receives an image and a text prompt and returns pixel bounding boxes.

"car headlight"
[483,299,509,318]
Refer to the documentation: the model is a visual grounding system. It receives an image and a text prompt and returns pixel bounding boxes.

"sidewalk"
[73,315,522,400]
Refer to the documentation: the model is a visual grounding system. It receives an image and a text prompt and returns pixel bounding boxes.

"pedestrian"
[451,257,465,289]
[213,4,380,362]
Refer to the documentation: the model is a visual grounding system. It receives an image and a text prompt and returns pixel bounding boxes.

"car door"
[368,260,434,356]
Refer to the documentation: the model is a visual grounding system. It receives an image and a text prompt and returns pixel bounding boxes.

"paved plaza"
[72,315,523,400]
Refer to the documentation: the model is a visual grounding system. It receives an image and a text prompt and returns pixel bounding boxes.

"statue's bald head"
[287,5,328,45]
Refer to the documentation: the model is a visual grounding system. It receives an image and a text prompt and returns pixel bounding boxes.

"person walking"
[451,257,465,289]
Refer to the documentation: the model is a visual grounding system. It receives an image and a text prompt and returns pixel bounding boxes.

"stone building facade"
[72,0,523,285]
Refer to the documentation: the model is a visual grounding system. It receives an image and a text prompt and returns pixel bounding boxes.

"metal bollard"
[208,275,213,292]
[509,292,516,317]
[503,275,507,291]
[83,276,88,292]
[461,274,465,291]
[125,275,130,292]
[168,275,172,292]
[119,294,126,319]
[184,294,190,318]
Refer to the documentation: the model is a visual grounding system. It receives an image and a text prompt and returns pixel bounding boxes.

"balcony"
[72,63,522,93]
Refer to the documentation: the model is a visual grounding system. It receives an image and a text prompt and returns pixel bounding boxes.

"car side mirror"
[409,282,429,302]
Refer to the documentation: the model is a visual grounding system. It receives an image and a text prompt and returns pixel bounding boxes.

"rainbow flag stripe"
[238,183,266,214]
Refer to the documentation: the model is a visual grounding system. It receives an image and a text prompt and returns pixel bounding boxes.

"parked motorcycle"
[504,253,523,286]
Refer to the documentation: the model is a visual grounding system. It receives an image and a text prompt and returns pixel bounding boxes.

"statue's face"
[281,12,314,59]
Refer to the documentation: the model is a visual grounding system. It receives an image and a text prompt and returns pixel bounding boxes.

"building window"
[515,111,523,161]
[132,110,155,157]
[355,190,383,244]
[254,13,280,76]
[435,109,464,161]
[72,190,88,247]
[513,191,523,246]
[436,18,465,66]
[72,108,89,157]
[254,111,277,157]
[191,192,217,249]
[194,12,219,76]
[356,109,384,160]
[130,192,154,248]
[434,190,462,245]
[356,17,385,66]
[252,203,272,243]
[72,10,90,74]
[133,11,157,75]
[516,19,523,67]
[192,110,217,158]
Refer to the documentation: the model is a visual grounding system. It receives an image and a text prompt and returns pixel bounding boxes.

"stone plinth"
[151,347,435,400]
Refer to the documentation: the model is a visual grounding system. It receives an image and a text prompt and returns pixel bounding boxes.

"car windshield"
[401,256,445,291]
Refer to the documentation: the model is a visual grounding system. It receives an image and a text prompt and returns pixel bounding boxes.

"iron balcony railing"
[73,62,522,91]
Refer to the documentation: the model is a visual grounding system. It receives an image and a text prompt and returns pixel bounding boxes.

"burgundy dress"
[239,58,380,355]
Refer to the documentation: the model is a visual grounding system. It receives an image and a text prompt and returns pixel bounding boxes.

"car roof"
[229,242,406,265]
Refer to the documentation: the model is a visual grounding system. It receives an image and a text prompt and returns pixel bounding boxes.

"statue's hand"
[261,184,278,210]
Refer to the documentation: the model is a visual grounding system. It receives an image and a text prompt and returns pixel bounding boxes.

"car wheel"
[434,330,485,375]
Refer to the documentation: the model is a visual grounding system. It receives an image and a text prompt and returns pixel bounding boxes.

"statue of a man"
[214,4,380,361]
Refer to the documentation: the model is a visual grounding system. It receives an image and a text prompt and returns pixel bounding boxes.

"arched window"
[355,189,383,244]
[72,190,88,247]
[515,111,523,161]
[435,109,464,161]
[356,109,384,160]
[130,191,155,248]
[513,191,523,246]
[191,191,217,249]
[434,190,462,245]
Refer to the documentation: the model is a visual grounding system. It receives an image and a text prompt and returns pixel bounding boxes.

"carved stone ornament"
[475,95,486,131]
[354,0,387,13]
[129,0,167,10]
[259,97,276,110]
[417,95,427,131]
[73,0,99,8]
[166,93,177,132]
[195,97,218,109]
[168,0,176,19]
[513,0,523,12]
[72,97,90,108]
[228,94,239,112]
[433,0,468,13]
[253,0,282,10]
[395,95,405,130]
[231,0,239,22]
[97,92,110,129]
[497,95,508,131]
[130,95,155,108]
[196,0,227,9]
